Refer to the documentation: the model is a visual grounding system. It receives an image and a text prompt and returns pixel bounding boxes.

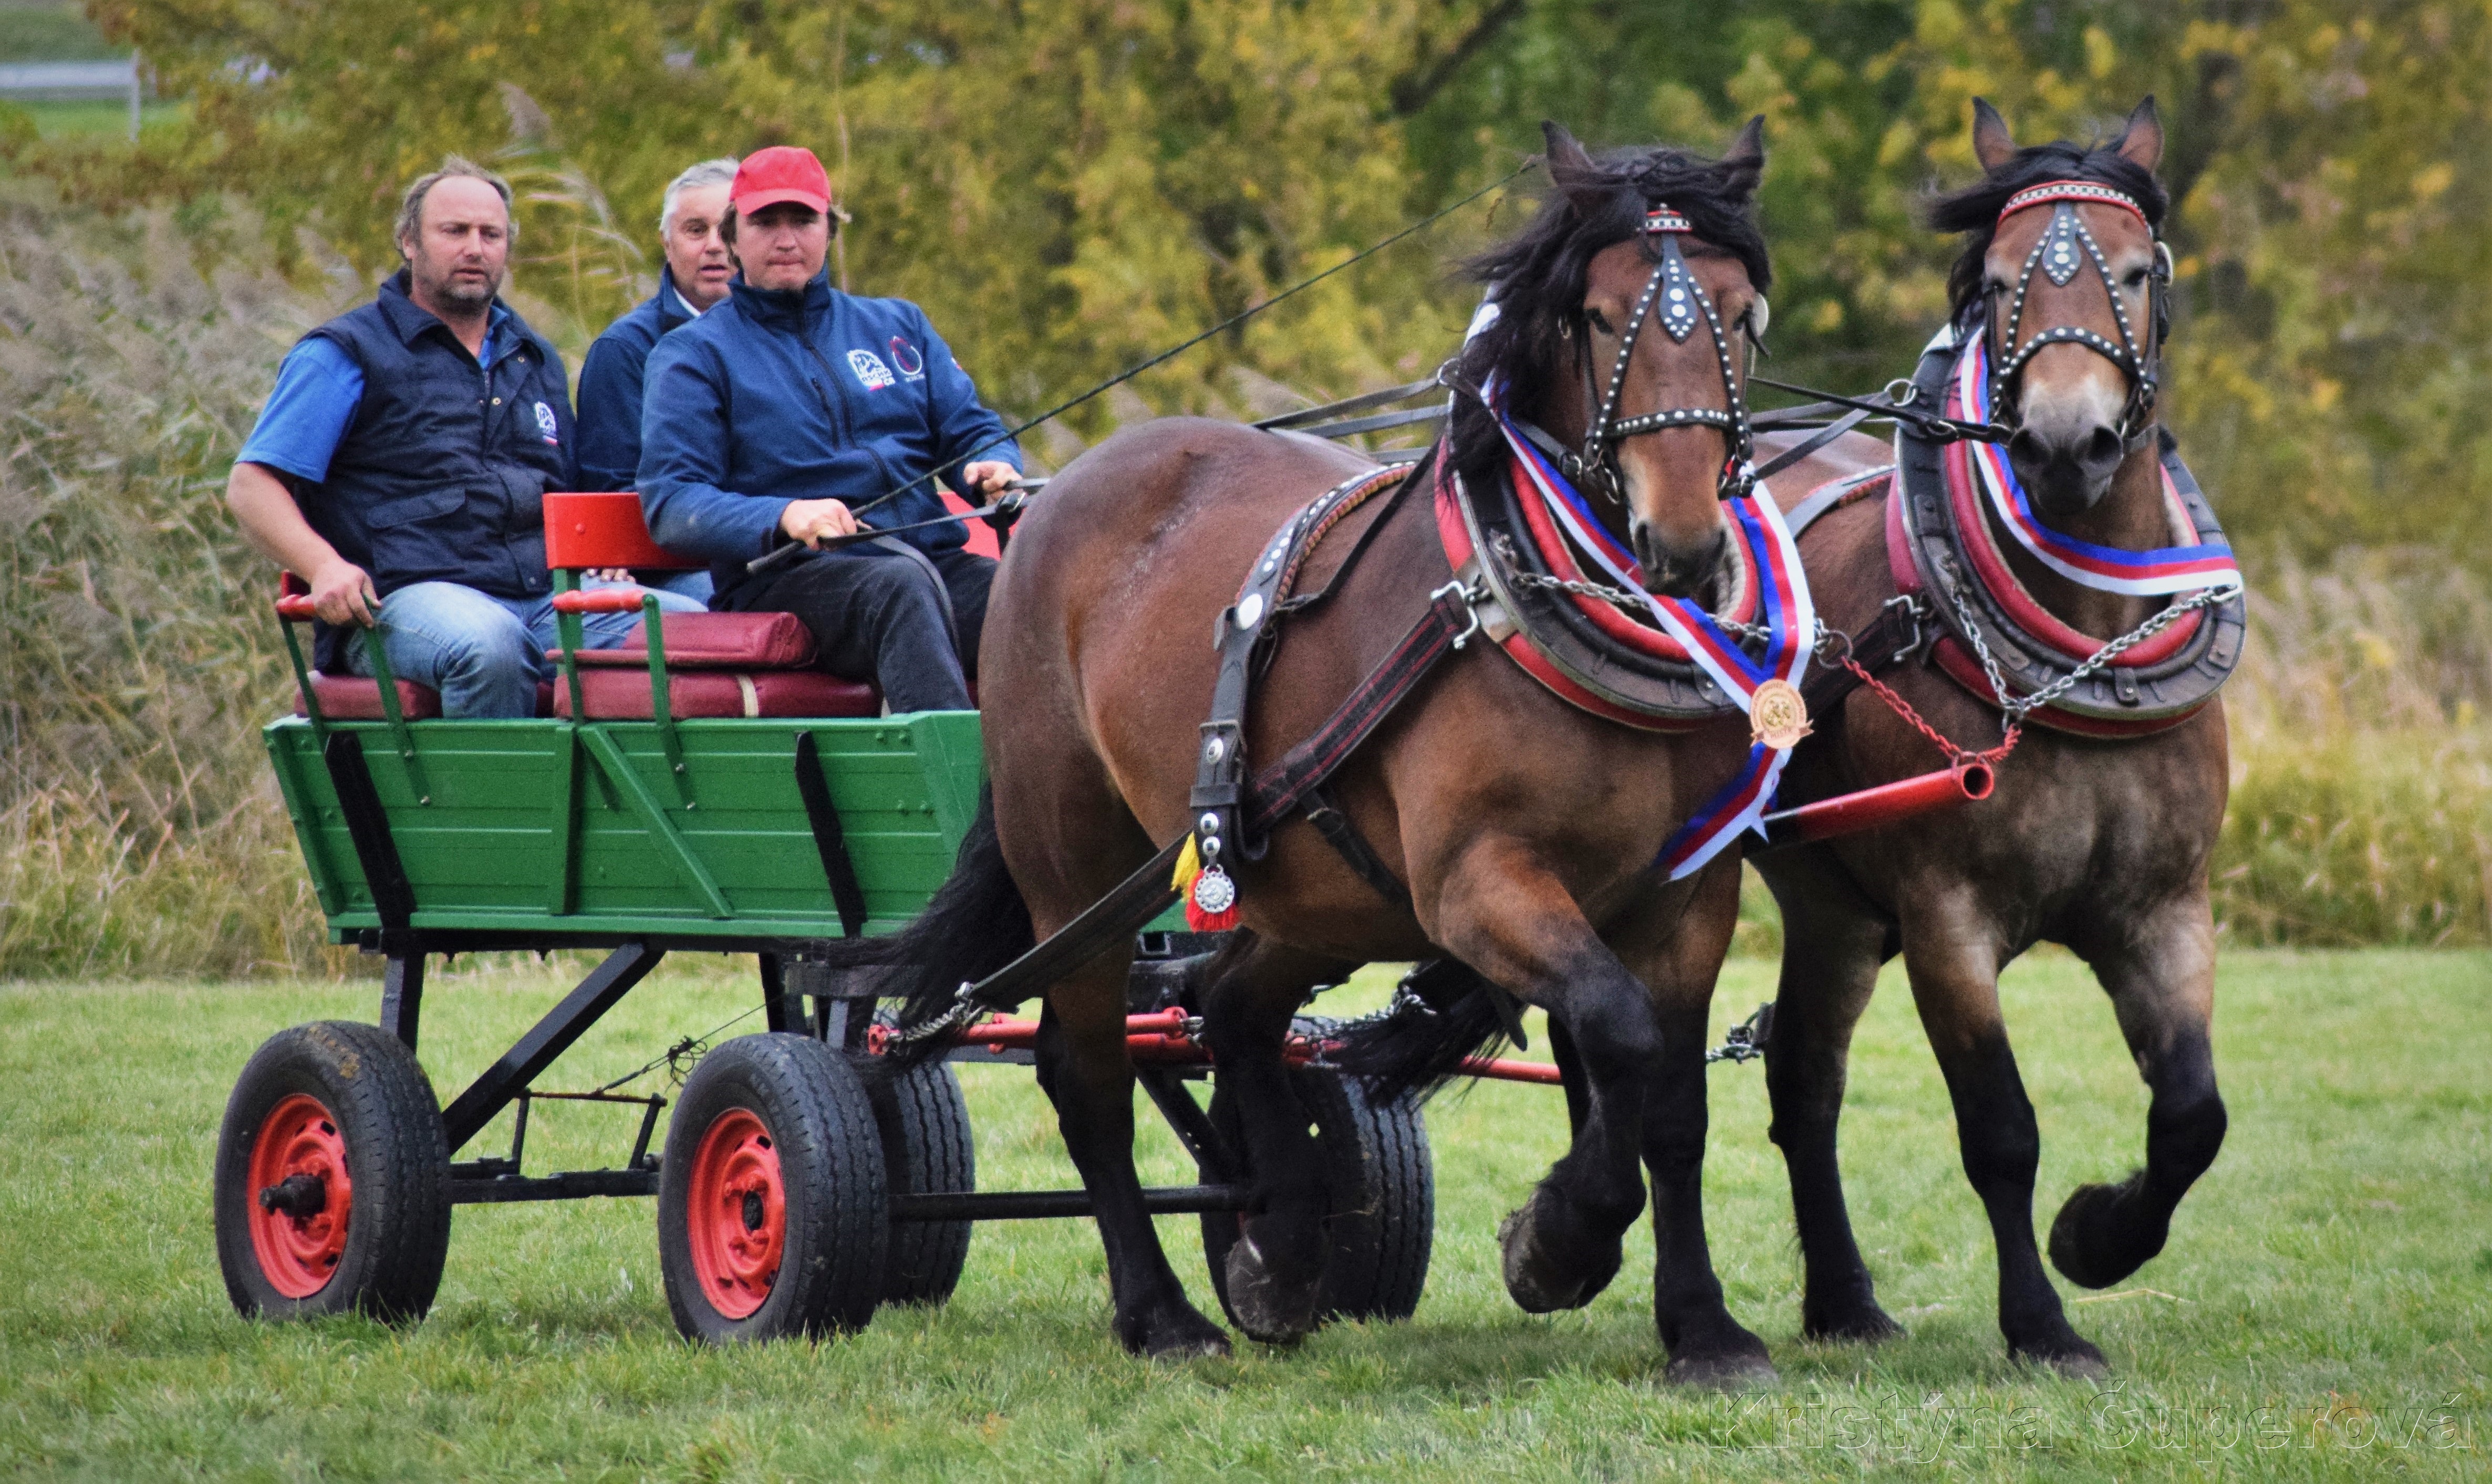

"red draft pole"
[1754,761,1993,850]
[916,1010,1570,1085]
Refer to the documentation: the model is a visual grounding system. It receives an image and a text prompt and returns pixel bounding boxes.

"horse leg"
[1901,920,2108,1375]
[1631,858,1778,1386]
[1759,864,1903,1342]
[2051,895,2226,1288]
[1032,952,1232,1358]
[1431,844,1659,1317]
[1196,933,1355,1344]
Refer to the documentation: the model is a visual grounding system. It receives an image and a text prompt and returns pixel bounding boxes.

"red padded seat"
[554,667,882,719]
[296,677,556,719]
[566,611,816,670]
[297,675,442,720]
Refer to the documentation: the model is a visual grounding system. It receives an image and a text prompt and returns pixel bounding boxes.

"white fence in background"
[0,57,143,141]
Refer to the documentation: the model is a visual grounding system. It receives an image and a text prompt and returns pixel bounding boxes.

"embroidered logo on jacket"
[533,401,560,445]
[888,337,926,380]
[847,349,896,390]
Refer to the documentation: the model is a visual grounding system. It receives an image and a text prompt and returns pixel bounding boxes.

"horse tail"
[823,786,1034,1067]
[1328,958,1517,1105]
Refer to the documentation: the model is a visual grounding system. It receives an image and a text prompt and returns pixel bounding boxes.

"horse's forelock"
[1934,137,2170,323]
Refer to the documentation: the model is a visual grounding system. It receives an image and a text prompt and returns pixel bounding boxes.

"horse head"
[1457,119,1772,603]
[1955,97,2170,520]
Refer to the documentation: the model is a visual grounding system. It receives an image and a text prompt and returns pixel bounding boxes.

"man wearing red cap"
[637,146,1021,712]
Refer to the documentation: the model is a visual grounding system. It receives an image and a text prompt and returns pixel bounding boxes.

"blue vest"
[300,271,576,620]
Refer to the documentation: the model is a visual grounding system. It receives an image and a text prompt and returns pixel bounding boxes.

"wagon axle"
[257,1173,329,1218]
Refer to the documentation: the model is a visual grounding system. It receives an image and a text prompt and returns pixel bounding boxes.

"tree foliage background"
[15,0,2480,559]
[4,1,2489,974]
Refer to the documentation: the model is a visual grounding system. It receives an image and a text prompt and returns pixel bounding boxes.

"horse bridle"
[1502,205,1761,507]
[1986,180,2172,451]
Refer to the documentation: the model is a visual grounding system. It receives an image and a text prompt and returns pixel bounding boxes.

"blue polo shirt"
[239,304,514,481]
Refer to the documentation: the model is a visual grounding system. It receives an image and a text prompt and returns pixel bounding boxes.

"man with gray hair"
[225,155,699,717]
[575,156,741,502]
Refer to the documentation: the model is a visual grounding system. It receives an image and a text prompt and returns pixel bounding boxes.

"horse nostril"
[2083,425,2125,473]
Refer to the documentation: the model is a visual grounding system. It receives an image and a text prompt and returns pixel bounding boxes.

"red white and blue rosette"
[1493,405,1814,881]
[1954,338,2239,596]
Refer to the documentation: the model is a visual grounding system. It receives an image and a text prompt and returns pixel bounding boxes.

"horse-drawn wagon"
[217,489,1452,1343]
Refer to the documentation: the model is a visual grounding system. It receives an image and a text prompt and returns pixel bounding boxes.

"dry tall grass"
[2,204,2484,978]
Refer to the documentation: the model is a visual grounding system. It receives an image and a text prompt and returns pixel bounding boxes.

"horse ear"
[1720,114,1766,197]
[1971,97,2018,172]
[2115,95,2164,172]
[1541,120,1608,217]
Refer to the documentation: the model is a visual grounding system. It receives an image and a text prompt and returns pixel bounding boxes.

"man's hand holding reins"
[781,498,865,548]
[958,460,1018,500]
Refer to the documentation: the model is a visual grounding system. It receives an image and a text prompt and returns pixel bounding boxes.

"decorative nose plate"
[1659,253,1700,342]
[2043,203,2084,287]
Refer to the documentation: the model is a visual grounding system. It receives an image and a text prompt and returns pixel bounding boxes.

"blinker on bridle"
[1570,204,1760,504]
[1987,180,2173,450]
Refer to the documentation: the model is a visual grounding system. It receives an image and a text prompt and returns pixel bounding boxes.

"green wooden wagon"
[213,493,1434,1343]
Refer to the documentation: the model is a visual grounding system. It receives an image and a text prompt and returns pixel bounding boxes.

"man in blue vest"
[226,157,700,717]
[638,146,1019,713]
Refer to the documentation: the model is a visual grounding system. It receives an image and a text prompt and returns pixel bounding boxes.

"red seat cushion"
[297,674,442,720]
[296,676,556,719]
[554,667,882,719]
[558,611,817,670]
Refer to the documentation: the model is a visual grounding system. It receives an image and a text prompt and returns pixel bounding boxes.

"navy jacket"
[637,270,1019,604]
[299,270,573,666]
[575,267,700,493]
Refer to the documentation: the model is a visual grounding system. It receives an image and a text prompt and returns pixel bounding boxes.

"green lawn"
[2,949,2485,1479]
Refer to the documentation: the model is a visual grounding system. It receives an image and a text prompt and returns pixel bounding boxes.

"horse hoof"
[1224,1236,1320,1345]
[1664,1351,1780,1391]
[1136,1307,1234,1360]
[1496,1198,1620,1314]
[2048,1175,2168,1290]
[1802,1301,1904,1346]
[2013,1335,2110,1381]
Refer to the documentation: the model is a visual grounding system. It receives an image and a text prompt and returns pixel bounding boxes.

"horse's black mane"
[1932,137,2167,327]
[1448,139,1770,492]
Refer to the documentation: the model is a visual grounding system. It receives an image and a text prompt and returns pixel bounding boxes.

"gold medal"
[1749,677,1812,749]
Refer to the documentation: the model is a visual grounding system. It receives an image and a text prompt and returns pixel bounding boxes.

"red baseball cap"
[731,146,832,216]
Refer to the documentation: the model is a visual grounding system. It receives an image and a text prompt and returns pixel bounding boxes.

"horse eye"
[1584,308,1614,336]
[2124,268,2151,287]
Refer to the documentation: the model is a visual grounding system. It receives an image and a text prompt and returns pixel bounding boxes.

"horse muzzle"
[1632,519,1729,601]
[2007,414,2125,520]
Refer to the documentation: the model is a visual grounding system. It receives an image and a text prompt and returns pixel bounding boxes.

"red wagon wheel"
[657,1033,888,1343]
[683,1109,787,1319]
[245,1093,358,1298]
[214,1021,451,1323]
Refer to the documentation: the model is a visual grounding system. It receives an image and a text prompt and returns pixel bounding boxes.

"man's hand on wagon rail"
[308,556,381,628]
[958,461,1018,499]
[780,497,865,549]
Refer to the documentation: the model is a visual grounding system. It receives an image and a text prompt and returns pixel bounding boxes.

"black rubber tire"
[1199,1046,1434,1326]
[213,1020,452,1324]
[861,1057,975,1306]
[657,1033,887,1343]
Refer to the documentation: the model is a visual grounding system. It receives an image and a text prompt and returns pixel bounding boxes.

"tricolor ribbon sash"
[1955,337,2239,596]
[1490,387,1814,880]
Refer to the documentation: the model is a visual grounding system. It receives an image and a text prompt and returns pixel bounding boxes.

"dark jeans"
[728,543,993,713]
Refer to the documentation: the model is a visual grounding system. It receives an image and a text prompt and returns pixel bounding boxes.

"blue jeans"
[347,579,707,718]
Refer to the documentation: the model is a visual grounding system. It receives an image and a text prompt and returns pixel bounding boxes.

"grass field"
[2,949,2485,1480]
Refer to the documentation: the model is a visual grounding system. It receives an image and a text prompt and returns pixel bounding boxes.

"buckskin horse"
[859,121,1814,1377]
[1751,97,2244,1375]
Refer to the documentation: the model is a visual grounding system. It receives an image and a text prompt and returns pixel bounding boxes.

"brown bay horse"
[1751,98,2232,1375]
[862,122,1794,1378]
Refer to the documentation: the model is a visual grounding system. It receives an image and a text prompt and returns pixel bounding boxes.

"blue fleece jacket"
[575,267,700,492]
[636,270,1019,603]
